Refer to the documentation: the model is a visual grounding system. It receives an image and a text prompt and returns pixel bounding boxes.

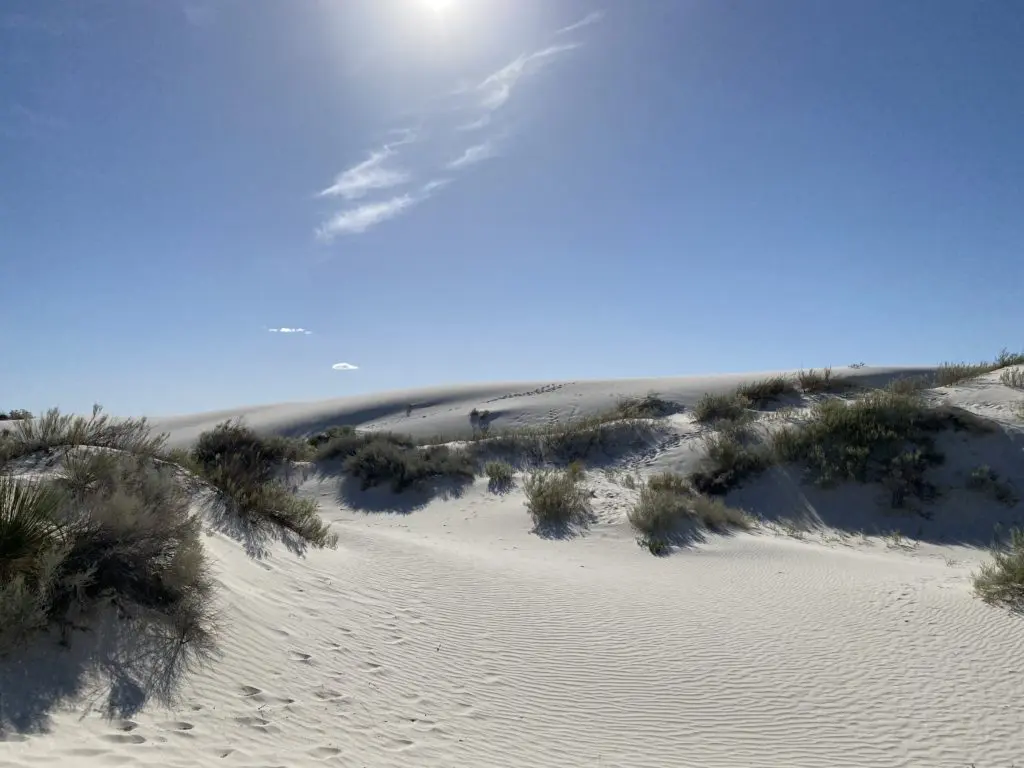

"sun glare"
[422,0,453,13]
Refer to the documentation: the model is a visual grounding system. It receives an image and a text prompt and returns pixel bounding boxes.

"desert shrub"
[344,440,475,493]
[484,460,514,492]
[797,367,850,394]
[621,473,638,490]
[936,362,998,387]
[629,483,750,554]
[1000,367,1024,390]
[616,393,677,419]
[886,375,933,395]
[689,494,752,531]
[308,425,357,448]
[315,428,414,462]
[996,349,1024,367]
[192,421,334,547]
[478,415,654,465]
[522,469,591,531]
[646,471,690,495]
[0,457,217,657]
[0,409,32,421]
[692,392,750,424]
[689,429,772,495]
[974,528,1024,611]
[1,405,167,462]
[771,390,987,494]
[735,376,798,407]
[967,465,1018,506]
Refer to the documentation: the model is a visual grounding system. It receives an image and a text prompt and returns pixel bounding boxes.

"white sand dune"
[4,367,1024,767]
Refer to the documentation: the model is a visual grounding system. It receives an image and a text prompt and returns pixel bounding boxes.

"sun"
[421,0,453,12]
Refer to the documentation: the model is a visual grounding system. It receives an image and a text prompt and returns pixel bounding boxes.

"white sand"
[4,366,1024,767]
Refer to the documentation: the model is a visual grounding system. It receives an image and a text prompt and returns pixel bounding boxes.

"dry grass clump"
[478,414,655,465]
[484,460,514,493]
[974,529,1024,612]
[999,367,1024,390]
[735,376,798,408]
[797,367,851,394]
[629,476,751,555]
[0,406,167,462]
[692,392,750,424]
[0,454,216,659]
[191,421,335,548]
[522,468,591,532]
[936,349,1024,387]
[689,427,773,495]
[615,392,678,419]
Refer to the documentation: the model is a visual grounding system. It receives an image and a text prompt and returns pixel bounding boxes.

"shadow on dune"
[728,424,1024,547]
[331,470,474,515]
[0,610,217,737]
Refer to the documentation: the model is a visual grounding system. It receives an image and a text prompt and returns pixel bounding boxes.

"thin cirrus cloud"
[476,42,580,112]
[332,362,359,371]
[318,149,411,200]
[554,10,605,36]
[447,140,496,170]
[268,327,312,334]
[315,13,602,240]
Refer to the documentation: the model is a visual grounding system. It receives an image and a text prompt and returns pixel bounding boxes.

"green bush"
[629,481,751,554]
[315,428,414,462]
[192,421,334,548]
[344,440,475,492]
[1,456,217,657]
[522,469,591,531]
[974,528,1024,611]
[689,429,772,495]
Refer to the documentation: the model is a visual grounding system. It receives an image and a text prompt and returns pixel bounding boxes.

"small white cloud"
[332,362,359,371]
[319,150,411,200]
[447,140,497,170]
[477,43,579,112]
[554,10,605,36]
[269,327,312,334]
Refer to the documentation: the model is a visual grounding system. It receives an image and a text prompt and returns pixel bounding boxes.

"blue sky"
[2,0,1022,416]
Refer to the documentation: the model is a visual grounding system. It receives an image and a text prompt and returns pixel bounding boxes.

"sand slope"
[4,367,1024,768]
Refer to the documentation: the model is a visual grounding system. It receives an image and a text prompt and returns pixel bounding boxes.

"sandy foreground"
[3,366,1024,767]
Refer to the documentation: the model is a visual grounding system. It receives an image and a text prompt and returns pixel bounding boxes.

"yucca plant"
[0,475,67,584]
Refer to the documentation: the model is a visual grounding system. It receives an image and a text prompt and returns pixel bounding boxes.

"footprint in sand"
[308,746,342,759]
[156,721,195,732]
[112,720,138,732]
[101,733,146,745]
[289,650,313,663]
[239,685,262,698]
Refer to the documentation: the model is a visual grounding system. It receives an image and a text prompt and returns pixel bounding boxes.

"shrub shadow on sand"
[0,610,217,737]
[332,470,474,515]
[729,424,1024,546]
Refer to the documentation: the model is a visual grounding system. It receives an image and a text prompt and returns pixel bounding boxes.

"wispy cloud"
[332,362,359,371]
[447,140,497,170]
[268,327,312,334]
[458,115,491,132]
[477,43,579,112]
[319,149,411,200]
[554,10,605,36]
[318,178,447,239]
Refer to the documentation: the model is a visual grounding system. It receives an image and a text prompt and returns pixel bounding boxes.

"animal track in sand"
[289,650,314,663]
[112,720,138,732]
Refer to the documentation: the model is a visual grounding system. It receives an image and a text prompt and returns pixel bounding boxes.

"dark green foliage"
[315,428,414,462]
[1,456,216,657]
[344,440,475,492]
[191,421,334,548]
[689,430,772,495]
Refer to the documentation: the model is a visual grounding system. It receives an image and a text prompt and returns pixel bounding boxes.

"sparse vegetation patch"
[523,468,591,532]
